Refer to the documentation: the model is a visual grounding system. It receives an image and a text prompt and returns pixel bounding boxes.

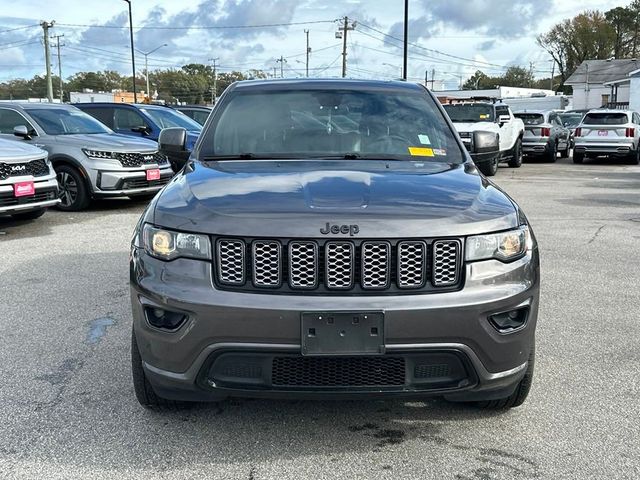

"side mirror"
[13,125,31,139]
[158,127,189,173]
[472,131,499,154]
[498,115,510,125]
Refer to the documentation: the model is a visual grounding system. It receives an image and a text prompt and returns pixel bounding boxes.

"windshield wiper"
[309,153,405,161]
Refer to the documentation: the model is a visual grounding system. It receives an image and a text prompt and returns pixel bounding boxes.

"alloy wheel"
[57,171,78,208]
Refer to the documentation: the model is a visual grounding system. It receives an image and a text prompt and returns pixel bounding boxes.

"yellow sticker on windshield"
[408,147,434,157]
[480,114,490,119]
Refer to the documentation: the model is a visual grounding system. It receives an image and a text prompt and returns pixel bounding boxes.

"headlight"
[466,226,531,262]
[82,149,114,159]
[143,224,211,261]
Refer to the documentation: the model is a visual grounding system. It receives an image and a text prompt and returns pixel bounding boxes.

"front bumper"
[130,246,540,401]
[91,165,174,197]
[0,176,59,214]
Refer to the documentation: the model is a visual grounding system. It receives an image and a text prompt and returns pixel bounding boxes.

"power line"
[0,24,39,34]
[55,19,337,30]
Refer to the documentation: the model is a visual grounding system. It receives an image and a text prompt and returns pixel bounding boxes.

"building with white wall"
[565,59,638,110]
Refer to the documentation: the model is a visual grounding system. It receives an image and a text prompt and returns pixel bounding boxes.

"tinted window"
[79,107,114,128]
[140,107,202,130]
[515,113,545,125]
[443,104,495,122]
[495,106,510,117]
[583,113,629,125]
[180,109,210,125]
[204,88,464,163]
[559,113,583,127]
[26,108,112,135]
[114,108,148,130]
[0,109,34,134]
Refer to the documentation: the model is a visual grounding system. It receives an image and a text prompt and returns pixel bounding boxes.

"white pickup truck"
[442,102,525,176]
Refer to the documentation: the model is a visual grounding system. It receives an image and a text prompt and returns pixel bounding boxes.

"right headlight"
[82,149,114,159]
[143,224,211,261]
[466,226,531,262]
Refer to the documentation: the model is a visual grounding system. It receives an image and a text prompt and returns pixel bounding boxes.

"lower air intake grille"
[271,356,406,387]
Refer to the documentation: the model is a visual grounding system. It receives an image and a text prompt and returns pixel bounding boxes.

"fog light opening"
[144,307,188,331]
[489,307,529,333]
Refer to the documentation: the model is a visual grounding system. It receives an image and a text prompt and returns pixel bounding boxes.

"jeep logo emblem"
[11,165,26,172]
[320,222,360,236]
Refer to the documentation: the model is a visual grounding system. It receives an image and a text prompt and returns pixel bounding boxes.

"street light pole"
[136,44,167,102]
[208,58,219,104]
[123,0,137,103]
[403,0,409,80]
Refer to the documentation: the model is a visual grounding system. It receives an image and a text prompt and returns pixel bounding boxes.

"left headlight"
[466,226,531,262]
[82,148,114,159]
[143,224,211,261]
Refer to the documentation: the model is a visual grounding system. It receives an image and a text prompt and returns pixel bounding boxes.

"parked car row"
[0,102,204,215]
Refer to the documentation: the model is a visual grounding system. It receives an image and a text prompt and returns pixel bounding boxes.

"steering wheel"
[367,134,413,153]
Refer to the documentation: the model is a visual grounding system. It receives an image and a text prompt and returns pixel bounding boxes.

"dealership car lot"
[0,157,639,479]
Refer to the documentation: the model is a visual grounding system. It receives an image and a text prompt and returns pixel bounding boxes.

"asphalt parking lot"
[1,156,639,479]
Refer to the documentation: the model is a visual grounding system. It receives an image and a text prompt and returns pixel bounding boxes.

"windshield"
[583,112,629,125]
[559,113,583,127]
[443,104,495,123]
[514,113,545,126]
[141,107,202,130]
[26,108,112,135]
[203,88,464,163]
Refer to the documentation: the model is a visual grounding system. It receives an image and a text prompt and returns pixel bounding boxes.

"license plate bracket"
[301,312,385,356]
[14,181,35,197]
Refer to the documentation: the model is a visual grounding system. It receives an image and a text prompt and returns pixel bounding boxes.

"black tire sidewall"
[508,139,522,168]
[55,165,90,211]
[11,208,46,220]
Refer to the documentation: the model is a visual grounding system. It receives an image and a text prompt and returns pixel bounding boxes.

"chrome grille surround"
[397,241,427,288]
[361,241,391,289]
[325,242,355,289]
[432,240,461,286]
[252,240,281,287]
[216,239,246,285]
[288,241,318,289]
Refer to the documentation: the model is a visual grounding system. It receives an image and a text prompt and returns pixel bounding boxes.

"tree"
[462,70,490,90]
[502,66,535,88]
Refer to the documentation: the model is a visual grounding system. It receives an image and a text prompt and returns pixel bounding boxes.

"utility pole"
[123,0,137,103]
[550,60,555,92]
[209,57,219,104]
[403,0,409,80]
[425,69,428,87]
[431,68,435,90]
[337,17,356,78]
[305,30,310,78]
[40,21,55,102]
[276,56,287,78]
[51,33,64,103]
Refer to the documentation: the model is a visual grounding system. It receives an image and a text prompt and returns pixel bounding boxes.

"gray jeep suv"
[0,103,173,210]
[130,79,540,410]
[0,138,59,219]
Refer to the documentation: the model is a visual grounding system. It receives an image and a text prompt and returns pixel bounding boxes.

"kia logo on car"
[320,222,360,236]
[143,155,154,161]
[11,165,26,172]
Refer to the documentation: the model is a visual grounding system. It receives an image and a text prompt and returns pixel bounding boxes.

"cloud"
[478,40,496,51]
[426,0,553,37]
[386,15,438,47]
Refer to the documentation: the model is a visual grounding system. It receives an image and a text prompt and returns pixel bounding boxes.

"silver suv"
[0,103,174,210]
[0,138,59,220]
[573,109,640,164]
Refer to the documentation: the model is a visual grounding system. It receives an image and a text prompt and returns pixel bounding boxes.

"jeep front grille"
[214,237,463,295]
[0,158,49,180]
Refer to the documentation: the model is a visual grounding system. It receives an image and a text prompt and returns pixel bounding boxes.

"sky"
[0,0,628,90]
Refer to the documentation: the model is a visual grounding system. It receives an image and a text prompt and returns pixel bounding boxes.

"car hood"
[452,122,500,133]
[50,133,159,152]
[152,159,519,238]
[0,138,47,162]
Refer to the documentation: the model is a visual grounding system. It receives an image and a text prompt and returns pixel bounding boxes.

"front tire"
[628,150,640,165]
[55,165,90,211]
[508,139,523,168]
[11,208,46,220]
[476,344,535,410]
[477,157,498,177]
[131,329,185,410]
[560,141,570,159]
[547,141,558,163]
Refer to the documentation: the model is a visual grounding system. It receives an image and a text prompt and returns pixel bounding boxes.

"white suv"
[573,109,640,164]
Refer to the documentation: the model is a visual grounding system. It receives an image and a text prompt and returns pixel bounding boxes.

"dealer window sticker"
[479,114,490,119]
[432,148,447,156]
[408,147,434,157]
[418,134,431,145]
